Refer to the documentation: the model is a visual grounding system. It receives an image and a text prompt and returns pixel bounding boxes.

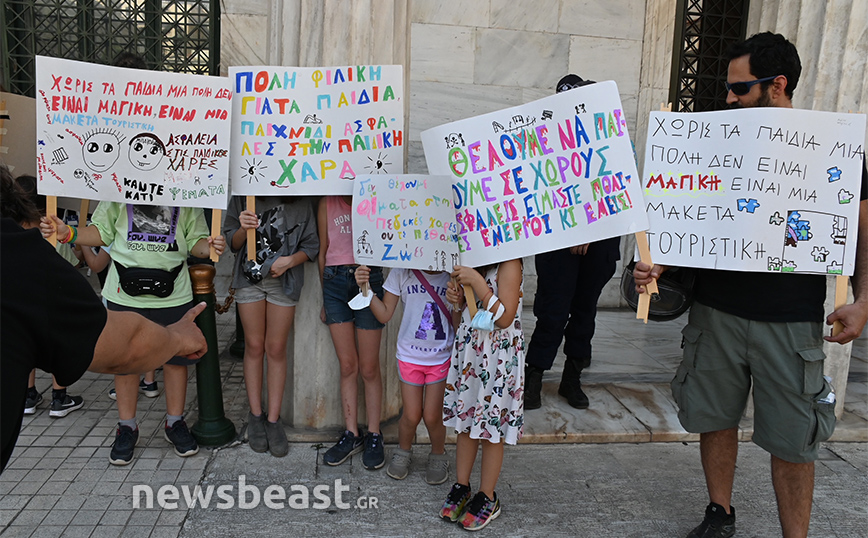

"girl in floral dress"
[440,259,524,531]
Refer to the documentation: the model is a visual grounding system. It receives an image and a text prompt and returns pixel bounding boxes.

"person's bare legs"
[455,433,479,487]
[329,322,360,435]
[143,370,155,385]
[115,374,139,422]
[356,327,383,433]
[239,300,267,416]
[479,440,504,499]
[700,428,739,513]
[28,369,36,389]
[162,364,188,418]
[263,302,295,421]
[423,379,447,455]
[398,383,423,450]
[771,456,814,538]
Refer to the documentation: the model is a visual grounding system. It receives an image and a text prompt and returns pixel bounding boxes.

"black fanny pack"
[114,261,184,298]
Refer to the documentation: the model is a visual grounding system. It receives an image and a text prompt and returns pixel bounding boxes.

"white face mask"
[348,287,373,310]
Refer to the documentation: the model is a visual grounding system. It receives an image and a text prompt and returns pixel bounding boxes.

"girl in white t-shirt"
[355,265,455,484]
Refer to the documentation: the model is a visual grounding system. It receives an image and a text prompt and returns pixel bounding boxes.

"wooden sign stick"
[832,276,848,337]
[246,196,256,261]
[210,209,222,262]
[465,286,478,318]
[634,230,659,323]
[79,199,89,229]
[46,196,58,246]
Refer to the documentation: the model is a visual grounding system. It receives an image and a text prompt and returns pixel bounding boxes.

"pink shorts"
[397,358,450,386]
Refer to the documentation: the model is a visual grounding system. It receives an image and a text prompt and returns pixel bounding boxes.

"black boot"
[524,365,544,410]
[558,358,589,409]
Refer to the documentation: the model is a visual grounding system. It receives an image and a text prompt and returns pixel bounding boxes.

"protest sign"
[421,80,647,267]
[352,174,459,270]
[642,108,866,275]
[228,65,404,196]
[34,56,232,209]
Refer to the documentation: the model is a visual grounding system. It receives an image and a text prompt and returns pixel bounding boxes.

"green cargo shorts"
[671,302,836,463]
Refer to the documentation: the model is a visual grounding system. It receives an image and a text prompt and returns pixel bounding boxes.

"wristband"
[59,224,73,244]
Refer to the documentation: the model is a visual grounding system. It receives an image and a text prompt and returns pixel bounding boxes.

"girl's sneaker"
[386,447,412,480]
[426,452,450,485]
[439,483,472,522]
[139,379,159,398]
[323,430,363,466]
[459,491,500,531]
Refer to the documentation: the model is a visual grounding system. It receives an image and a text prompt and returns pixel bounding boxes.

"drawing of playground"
[769,210,847,275]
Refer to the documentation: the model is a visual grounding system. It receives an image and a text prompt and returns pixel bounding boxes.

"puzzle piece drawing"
[737,198,760,213]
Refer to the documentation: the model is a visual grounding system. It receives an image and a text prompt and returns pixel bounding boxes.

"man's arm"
[88,303,208,374]
[826,198,868,344]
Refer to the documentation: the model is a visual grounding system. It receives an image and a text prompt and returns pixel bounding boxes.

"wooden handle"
[832,275,849,337]
[634,231,659,323]
[464,286,477,317]
[79,199,89,228]
[246,196,256,261]
[47,196,58,246]
[210,208,222,262]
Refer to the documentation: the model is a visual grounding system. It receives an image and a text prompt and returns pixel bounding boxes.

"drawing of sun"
[241,159,267,183]
[365,152,391,174]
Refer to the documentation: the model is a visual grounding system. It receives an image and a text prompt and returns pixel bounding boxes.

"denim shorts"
[322,265,385,330]
[105,300,199,366]
[235,275,297,307]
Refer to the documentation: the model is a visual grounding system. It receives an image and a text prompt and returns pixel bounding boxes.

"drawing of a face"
[74,169,84,180]
[128,133,166,171]
[82,130,123,172]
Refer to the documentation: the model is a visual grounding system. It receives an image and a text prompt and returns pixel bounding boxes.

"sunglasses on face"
[725,75,780,96]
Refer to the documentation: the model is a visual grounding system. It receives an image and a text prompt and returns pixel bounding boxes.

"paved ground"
[1,264,866,537]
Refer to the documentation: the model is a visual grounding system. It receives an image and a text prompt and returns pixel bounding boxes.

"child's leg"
[162,364,188,417]
[422,379,447,455]
[328,322,361,435]
[356,327,383,433]
[143,370,155,384]
[239,300,267,415]
[399,382,424,450]
[456,433,480,486]
[28,369,36,389]
[263,303,295,421]
[51,376,64,390]
[479,440,504,499]
[115,374,139,421]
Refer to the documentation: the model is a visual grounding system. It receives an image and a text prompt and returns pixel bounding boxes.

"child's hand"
[39,215,67,240]
[354,265,371,287]
[238,210,259,230]
[270,256,292,278]
[451,265,483,290]
[209,235,226,256]
[446,278,464,306]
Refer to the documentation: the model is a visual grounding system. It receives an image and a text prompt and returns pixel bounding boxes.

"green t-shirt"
[92,202,208,308]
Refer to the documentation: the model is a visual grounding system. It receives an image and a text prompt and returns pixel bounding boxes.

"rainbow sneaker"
[459,491,500,531]
[439,482,472,522]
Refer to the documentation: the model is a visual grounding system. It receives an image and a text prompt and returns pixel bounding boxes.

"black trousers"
[526,237,619,371]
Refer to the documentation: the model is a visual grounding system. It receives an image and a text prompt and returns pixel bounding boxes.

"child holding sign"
[354,265,454,484]
[223,196,319,457]
[317,195,386,470]
[440,259,524,531]
[41,204,224,465]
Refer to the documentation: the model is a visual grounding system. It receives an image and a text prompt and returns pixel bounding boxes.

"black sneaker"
[139,379,159,398]
[24,389,42,415]
[362,431,385,470]
[164,419,199,457]
[322,430,363,466]
[687,503,736,538]
[49,394,84,418]
[109,425,139,465]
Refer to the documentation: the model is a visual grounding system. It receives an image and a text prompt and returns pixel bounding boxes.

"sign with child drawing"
[421,80,647,267]
[352,174,460,270]
[34,56,232,209]
[228,65,404,196]
[642,108,866,276]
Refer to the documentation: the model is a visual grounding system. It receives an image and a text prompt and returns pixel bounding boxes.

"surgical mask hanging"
[470,309,496,332]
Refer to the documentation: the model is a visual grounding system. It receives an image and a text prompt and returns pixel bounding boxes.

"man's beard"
[729,87,774,109]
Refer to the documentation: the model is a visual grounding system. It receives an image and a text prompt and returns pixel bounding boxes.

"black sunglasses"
[724,75,780,96]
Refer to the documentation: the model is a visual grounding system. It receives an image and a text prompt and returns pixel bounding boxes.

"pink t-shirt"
[325,196,355,266]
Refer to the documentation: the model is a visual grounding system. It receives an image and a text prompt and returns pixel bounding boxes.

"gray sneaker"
[265,418,288,457]
[426,452,450,485]
[247,411,268,453]
[386,447,412,480]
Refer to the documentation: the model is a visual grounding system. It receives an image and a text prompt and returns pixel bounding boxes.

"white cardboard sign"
[421,81,647,267]
[642,108,866,276]
[35,56,232,209]
[352,174,460,270]
[228,65,404,196]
